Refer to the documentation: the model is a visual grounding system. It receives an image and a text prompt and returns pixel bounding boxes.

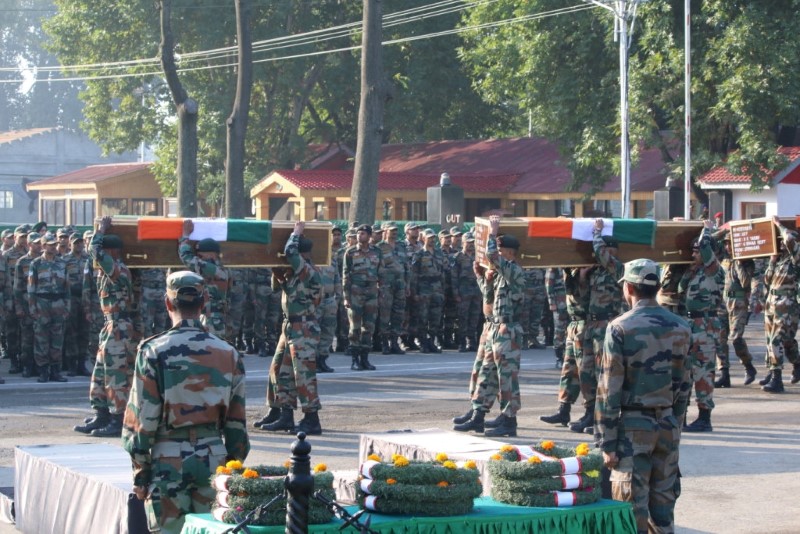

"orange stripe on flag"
[137,218,185,240]
[527,219,573,239]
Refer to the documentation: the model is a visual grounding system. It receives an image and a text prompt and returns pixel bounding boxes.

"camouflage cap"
[31,221,47,233]
[27,232,42,244]
[69,232,84,244]
[1,229,12,238]
[373,226,384,234]
[166,270,205,303]
[83,230,94,241]
[449,226,463,236]
[14,225,29,236]
[463,232,475,242]
[438,230,450,238]
[40,232,56,245]
[382,221,398,231]
[56,227,70,237]
[422,228,436,239]
[619,258,660,286]
[331,226,343,234]
[404,222,420,232]
[345,228,357,238]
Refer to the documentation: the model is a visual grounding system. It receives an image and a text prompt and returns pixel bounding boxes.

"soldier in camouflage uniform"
[226,268,247,349]
[28,232,71,383]
[401,222,423,351]
[451,232,481,352]
[439,229,458,349]
[657,263,688,316]
[760,217,800,392]
[82,231,105,390]
[453,216,526,438]
[3,226,30,376]
[369,227,384,352]
[545,267,568,368]
[520,268,546,349]
[678,220,720,431]
[376,222,409,355]
[333,227,350,354]
[714,235,758,387]
[74,217,139,438]
[315,227,342,373]
[13,231,41,378]
[596,258,692,534]
[258,222,323,435]
[410,229,445,354]
[136,268,168,339]
[62,233,91,376]
[343,224,383,370]
[179,222,230,341]
[242,268,273,358]
[123,270,249,534]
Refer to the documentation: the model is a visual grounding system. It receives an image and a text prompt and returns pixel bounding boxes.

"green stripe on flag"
[226,220,271,244]
[612,219,656,246]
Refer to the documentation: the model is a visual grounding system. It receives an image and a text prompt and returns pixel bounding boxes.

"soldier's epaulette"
[137,331,168,351]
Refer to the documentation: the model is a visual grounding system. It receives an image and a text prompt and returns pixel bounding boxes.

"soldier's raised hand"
[98,216,113,234]
[293,221,305,236]
[182,219,194,237]
[489,215,501,236]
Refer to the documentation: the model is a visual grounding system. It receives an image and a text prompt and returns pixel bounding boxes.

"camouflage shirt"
[564,268,590,318]
[14,252,37,311]
[3,245,26,313]
[486,235,526,323]
[343,244,383,301]
[720,257,754,301]
[27,255,70,298]
[89,231,134,318]
[545,267,566,310]
[410,247,445,296]
[178,236,230,324]
[451,250,480,299]
[278,233,322,318]
[678,228,720,313]
[377,240,409,287]
[590,231,624,318]
[62,250,89,297]
[764,225,800,301]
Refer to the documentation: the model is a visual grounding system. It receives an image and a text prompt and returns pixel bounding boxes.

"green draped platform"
[181,497,636,534]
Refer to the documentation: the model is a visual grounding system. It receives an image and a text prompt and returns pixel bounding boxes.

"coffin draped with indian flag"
[474,217,704,268]
[102,216,332,268]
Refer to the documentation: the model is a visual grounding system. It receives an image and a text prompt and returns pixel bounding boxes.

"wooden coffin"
[473,217,704,268]
[726,216,797,260]
[102,217,332,268]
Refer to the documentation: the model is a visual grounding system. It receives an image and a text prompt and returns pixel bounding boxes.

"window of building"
[742,202,766,219]
[406,201,426,221]
[132,198,159,216]
[0,191,13,209]
[314,202,326,220]
[101,198,129,216]
[633,200,654,219]
[71,199,95,225]
[511,200,528,217]
[535,200,557,217]
[337,201,351,220]
[43,199,66,225]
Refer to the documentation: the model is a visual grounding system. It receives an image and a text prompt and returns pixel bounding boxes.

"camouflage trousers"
[226,289,246,343]
[472,322,523,416]
[202,310,227,342]
[145,435,227,534]
[521,289,546,341]
[89,318,138,414]
[467,321,493,399]
[717,298,753,369]
[4,314,20,360]
[140,286,168,339]
[64,296,89,369]
[610,411,681,534]
[688,316,718,411]
[378,277,406,337]
[552,307,569,351]
[347,284,379,351]
[316,296,338,358]
[764,296,799,370]
[269,319,321,412]
[457,292,482,343]
[32,298,68,368]
[415,283,444,337]
[336,300,349,341]
[557,320,592,409]
[243,285,271,344]
[17,308,34,367]
[266,291,283,344]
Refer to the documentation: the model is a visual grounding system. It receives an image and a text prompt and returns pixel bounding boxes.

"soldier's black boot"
[458,337,468,352]
[402,335,420,352]
[317,354,334,373]
[554,347,564,369]
[36,364,50,383]
[351,349,365,371]
[91,413,123,437]
[452,408,474,425]
[713,368,731,388]
[74,408,110,434]
[528,337,546,350]
[569,407,594,433]
[743,363,757,385]
[762,369,784,393]
[295,411,322,436]
[390,337,405,355]
[360,350,376,371]
[791,363,800,385]
[49,365,68,383]
[261,407,295,432]
[484,415,517,438]
[244,338,255,354]
[484,412,506,429]
[540,402,571,426]
[21,362,34,378]
[253,407,281,428]
[428,334,442,354]
[453,409,485,433]
[684,408,713,432]
[8,355,22,375]
[381,336,392,355]
[257,341,268,358]
[758,370,773,387]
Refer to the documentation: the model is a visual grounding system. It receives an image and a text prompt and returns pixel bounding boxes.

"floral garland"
[357,453,480,516]
[492,484,602,508]
[487,443,602,480]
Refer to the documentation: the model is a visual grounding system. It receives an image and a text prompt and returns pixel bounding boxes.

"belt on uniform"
[621,406,673,418]
[726,291,746,298]
[485,315,514,324]
[588,313,611,321]
[162,423,220,442]
[687,310,710,319]
[569,315,587,322]
[770,289,795,297]
[35,293,65,301]
[287,315,316,323]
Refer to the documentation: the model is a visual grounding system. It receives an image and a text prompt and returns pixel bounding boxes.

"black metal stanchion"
[285,431,313,534]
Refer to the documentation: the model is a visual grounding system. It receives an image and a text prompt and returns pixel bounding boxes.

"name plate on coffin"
[101,217,332,268]
[729,218,777,260]
[474,217,702,268]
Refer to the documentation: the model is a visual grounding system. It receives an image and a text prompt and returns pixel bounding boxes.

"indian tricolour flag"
[137,218,272,244]
[527,218,656,246]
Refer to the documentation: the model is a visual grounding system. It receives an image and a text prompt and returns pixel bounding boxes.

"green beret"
[196,238,220,253]
[298,237,313,253]
[102,234,124,249]
[31,222,47,233]
[497,234,520,250]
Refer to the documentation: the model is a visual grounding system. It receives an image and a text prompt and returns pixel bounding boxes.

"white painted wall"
[730,189,776,219]
[775,183,800,217]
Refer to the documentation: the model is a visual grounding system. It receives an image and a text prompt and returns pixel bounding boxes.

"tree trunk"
[350,0,389,227]
[160,0,198,217]
[225,0,253,219]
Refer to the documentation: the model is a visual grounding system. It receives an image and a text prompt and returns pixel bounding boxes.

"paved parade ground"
[0,315,797,533]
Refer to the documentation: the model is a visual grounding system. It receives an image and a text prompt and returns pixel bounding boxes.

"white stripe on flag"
[190,218,228,241]
[571,218,614,241]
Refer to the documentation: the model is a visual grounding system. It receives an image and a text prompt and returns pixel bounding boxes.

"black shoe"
[74,409,111,434]
[791,365,800,385]
[528,339,546,350]
[743,364,757,386]
[684,409,713,432]
[453,410,485,433]
[568,408,594,434]
[317,354,335,373]
[49,367,68,383]
[21,365,34,378]
[253,407,281,428]
[260,407,295,432]
[428,336,442,354]
[762,369,785,393]
[484,416,517,438]
[381,337,392,355]
[713,368,731,388]
[351,353,364,371]
[484,413,506,429]
[36,365,49,383]
[295,411,322,435]
[390,338,405,355]
[539,403,571,426]
[90,414,123,437]
[360,351,376,371]
[402,336,420,352]
[758,371,773,387]
[8,361,22,375]
[452,408,474,425]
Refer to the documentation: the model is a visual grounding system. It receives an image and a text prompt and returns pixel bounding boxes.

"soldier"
[439,229,458,349]
[0,229,13,253]
[226,267,247,349]
[258,221,323,435]
[13,231,41,378]
[122,270,249,534]
[178,222,230,340]
[520,268,546,349]
[343,224,383,370]
[400,222,423,351]
[545,267,568,368]
[55,227,70,256]
[333,227,351,354]
[678,220,721,432]
[3,226,30,376]
[453,216,526,437]
[28,232,71,383]
[410,229,445,354]
[73,216,138,437]
[657,263,688,316]
[315,227,342,373]
[369,226,385,352]
[596,258,692,534]
[136,268,168,339]
[0,229,8,374]
[81,230,105,388]
[242,268,273,358]
[451,232,481,352]
[62,232,91,376]
[715,234,758,387]
[760,217,800,392]
[376,222,409,355]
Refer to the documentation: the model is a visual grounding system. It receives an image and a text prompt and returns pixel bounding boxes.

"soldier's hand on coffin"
[293,221,305,236]
[98,216,112,233]
[182,219,194,237]
[594,218,604,232]
[489,215,500,235]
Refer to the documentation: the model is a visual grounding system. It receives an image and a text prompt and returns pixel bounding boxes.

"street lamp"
[585,0,646,219]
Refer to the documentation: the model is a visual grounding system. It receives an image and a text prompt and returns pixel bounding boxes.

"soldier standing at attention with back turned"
[596,258,692,534]
[123,270,249,534]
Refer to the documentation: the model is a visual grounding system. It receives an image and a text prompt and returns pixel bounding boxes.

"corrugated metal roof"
[274,169,520,192]
[697,146,800,185]
[29,162,152,186]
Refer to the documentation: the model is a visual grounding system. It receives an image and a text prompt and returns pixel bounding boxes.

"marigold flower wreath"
[210,460,335,525]
[357,453,482,516]
[488,442,603,507]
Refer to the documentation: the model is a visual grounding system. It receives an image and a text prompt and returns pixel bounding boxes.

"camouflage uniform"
[242,268,273,357]
[409,234,446,352]
[657,264,688,316]
[122,271,249,534]
[401,226,423,349]
[545,267,568,365]
[62,240,91,375]
[561,268,591,407]
[718,254,756,380]
[178,237,230,340]
[28,244,71,380]
[136,268,168,339]
[451,244,481,352]
[83,262,105,401]
[343,237,383,358]
[596,259,692,534]
[376,227,409,354]
[520,268,546,348]
[226,268,247,345]
[439,235,458,349]
[3,236,28,374]
[315,253,341,370]
[334,242,349,352]
[13,244,38,376]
